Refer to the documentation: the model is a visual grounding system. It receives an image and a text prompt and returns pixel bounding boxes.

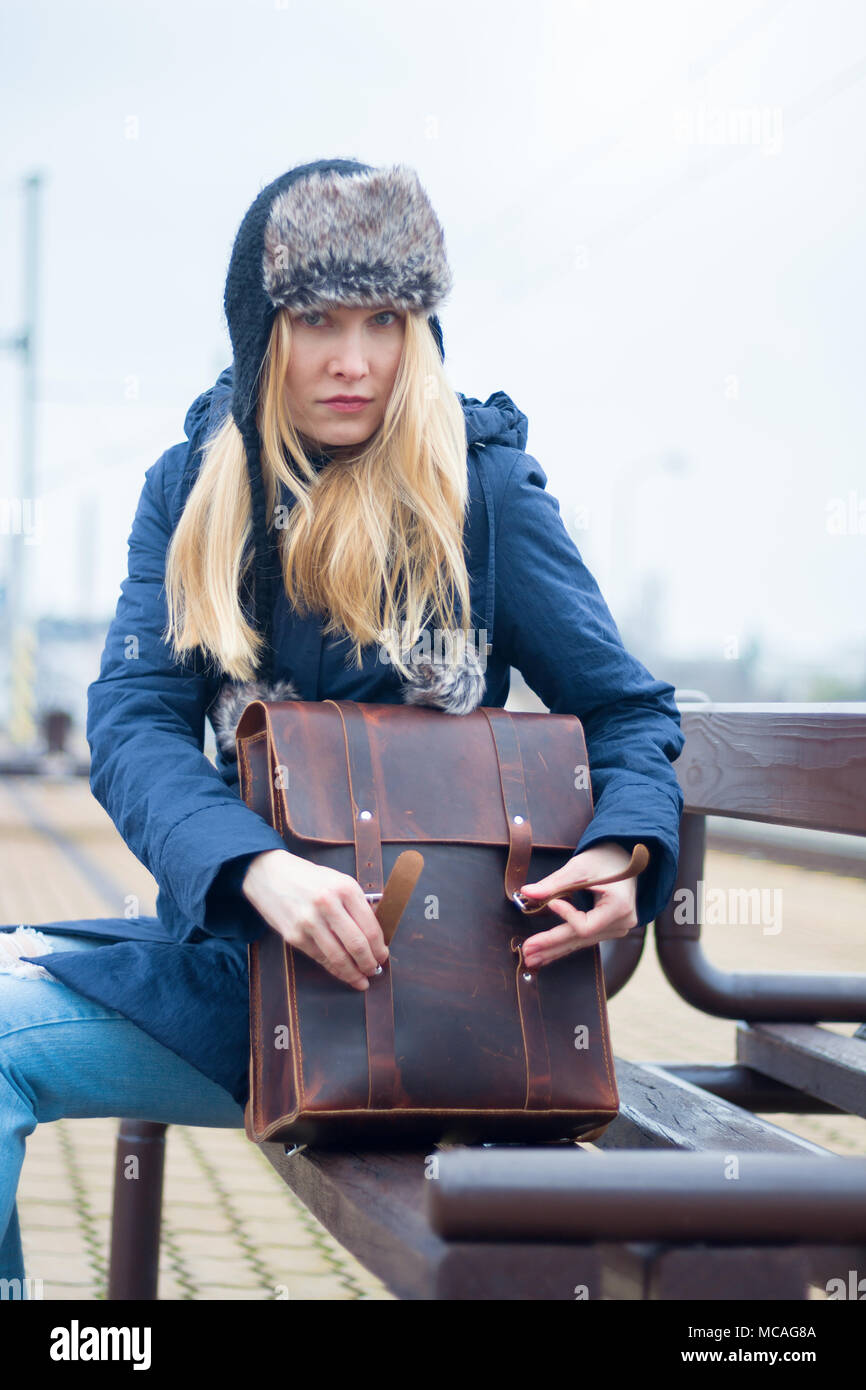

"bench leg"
[107,1120,168,1300]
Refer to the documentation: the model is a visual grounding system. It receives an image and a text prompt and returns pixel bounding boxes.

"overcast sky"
[1,0,864,688]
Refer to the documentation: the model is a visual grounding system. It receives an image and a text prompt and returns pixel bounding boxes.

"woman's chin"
[305,425,381,454]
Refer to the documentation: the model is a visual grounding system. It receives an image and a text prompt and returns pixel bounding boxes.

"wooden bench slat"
[643,1242,866,1301]
[596,1059,836,1154]
[736,1023,866,1119]
[258,1143,605,1300]
[675,707,866,834]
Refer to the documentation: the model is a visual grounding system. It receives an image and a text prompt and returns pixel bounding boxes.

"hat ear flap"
[427,314,445,362]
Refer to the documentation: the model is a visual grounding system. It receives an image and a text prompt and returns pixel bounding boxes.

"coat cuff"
[157,802,287,942]
[203,850,271,944]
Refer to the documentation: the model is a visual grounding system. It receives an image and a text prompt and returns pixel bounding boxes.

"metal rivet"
[372,964,383,976]
[513,814,524,825]
[522,971,533,982]
[358,810,372,820]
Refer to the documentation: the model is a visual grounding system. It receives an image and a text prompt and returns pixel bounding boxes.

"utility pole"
[0,172,44,748]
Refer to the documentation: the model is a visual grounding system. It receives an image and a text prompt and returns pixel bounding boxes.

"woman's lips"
[321,399,370,413]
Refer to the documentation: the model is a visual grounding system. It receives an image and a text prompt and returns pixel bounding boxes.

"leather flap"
[236,699,594,850]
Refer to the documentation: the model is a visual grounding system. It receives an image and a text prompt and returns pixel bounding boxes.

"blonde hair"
[163,308,472,684]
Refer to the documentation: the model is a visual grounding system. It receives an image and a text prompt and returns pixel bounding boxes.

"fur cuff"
[209,677,301,760]
[398,640,487,715]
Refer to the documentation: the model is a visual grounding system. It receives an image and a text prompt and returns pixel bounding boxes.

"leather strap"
[325,700,398,1110]
[481,707,534,900]
[373,850,425,948]
[482,707,556,1108]
[510,935,553,1108]
[511,843,651,915]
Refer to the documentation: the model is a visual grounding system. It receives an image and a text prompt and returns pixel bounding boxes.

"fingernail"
[358,979,369,990]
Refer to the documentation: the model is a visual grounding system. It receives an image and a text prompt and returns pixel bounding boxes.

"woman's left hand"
[517,840,641,968]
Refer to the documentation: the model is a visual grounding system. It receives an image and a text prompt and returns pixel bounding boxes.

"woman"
[0,157,685,1289]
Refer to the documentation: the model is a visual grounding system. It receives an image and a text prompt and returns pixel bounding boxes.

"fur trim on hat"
[209,643,486,761]
[262,164,453,314]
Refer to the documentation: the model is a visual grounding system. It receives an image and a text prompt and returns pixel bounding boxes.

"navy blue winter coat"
[5,368,685,1108]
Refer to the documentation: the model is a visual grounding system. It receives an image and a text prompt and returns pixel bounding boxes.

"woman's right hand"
[240,848,389,991]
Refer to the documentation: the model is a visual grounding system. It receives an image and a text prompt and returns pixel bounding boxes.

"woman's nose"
[329,332,369,376]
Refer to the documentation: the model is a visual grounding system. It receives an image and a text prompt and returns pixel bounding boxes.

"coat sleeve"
[86,449,289,943]
[492,451,685,928]
[202,850,268,940]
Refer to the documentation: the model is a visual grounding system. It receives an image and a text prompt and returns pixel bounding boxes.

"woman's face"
[283,302,406,451]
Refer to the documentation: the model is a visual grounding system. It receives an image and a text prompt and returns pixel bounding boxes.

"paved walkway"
[17,1118,391,1300]
[2,776,864,1299]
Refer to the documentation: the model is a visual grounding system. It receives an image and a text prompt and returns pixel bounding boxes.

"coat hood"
[457,389,528,452]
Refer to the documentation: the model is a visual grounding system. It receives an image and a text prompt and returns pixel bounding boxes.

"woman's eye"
[296,309,397,327]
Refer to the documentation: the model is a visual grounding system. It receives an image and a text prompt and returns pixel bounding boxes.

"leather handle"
[510,842,650,916]
[367,850,425,947]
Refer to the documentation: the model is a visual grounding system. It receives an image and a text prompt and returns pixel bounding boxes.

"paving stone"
[254,1246,336,1276]
[183,1265,265,1291]
[42,1281,99,1302]
[163,1220,237,1242]
[61,1158,121,1179]
[194,1285,283,1300]
[158,1195,217,1211]
[254,1272,361,1300]
[162,1181,231,1202]
[218,1192,323,1220]
[162,1232,250,1259]
[18,1228,93,1256]
[150,1278,195,1301]
[17,1189,78,1213]
[16,1164,72,1187]
[67,1199,113,1222]
[17,1201,83,1230]
[23,1254,98,1284]
[233,1218,334,1248]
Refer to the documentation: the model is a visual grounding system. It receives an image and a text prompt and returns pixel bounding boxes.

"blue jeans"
[0,930,245,1295]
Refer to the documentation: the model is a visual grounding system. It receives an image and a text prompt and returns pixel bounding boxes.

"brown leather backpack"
[236,698,647,1148]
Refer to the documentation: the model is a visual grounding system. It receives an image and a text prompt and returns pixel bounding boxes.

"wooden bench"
[107,703,866,1300]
